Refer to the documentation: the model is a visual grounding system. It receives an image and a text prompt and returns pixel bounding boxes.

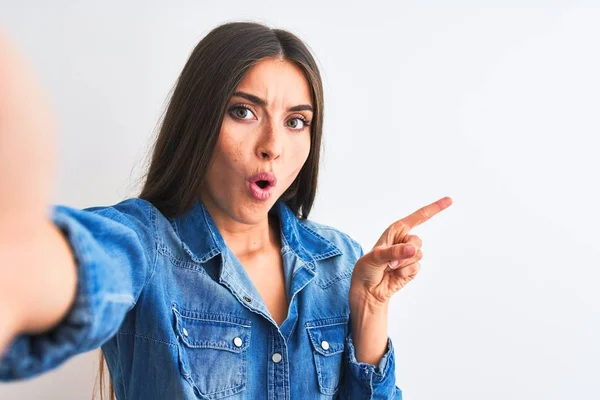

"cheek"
[302,140,311,162]
[299,135,311,163]
[215,128,246,167]
[289,136,311,174]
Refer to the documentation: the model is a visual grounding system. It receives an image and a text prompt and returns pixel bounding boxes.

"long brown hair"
[95,21,326,399]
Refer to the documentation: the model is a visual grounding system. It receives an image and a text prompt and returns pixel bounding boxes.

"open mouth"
[256,180,270,189]
[247,172,277,200]
[248,178,275,201]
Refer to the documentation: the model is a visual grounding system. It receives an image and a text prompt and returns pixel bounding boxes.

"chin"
[228,197,273,223]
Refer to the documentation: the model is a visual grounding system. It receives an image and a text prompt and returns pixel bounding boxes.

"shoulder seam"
[136,200,159,307]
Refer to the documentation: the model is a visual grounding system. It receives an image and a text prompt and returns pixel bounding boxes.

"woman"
[0,22,452,399]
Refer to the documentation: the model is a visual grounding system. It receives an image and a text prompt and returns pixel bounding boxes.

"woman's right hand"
[0,29,59,355]
[0,29,57,224]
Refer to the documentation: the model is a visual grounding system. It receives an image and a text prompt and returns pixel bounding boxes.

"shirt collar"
[172,199,342,266]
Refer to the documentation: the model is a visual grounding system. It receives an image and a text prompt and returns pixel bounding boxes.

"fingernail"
[389,260,399,269]
[405,245,416,256]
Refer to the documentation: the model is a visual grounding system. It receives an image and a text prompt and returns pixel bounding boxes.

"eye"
[229,104,256,120]
[286,116,311,130]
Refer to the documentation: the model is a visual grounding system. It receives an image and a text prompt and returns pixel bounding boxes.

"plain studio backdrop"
[1,1,598,399]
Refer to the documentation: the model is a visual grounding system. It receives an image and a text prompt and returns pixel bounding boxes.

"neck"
[199,193,281,259]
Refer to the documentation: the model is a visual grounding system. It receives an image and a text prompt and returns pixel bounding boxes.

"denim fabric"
[0,198,401,399]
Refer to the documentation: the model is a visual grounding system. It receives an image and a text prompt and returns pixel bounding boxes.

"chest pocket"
[173,304,251,399]
[306,316,348,396]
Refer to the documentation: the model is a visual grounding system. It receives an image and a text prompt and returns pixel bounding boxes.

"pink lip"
[247,171,277,201]
[248,171,277,186]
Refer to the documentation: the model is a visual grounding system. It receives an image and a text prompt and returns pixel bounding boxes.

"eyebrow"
[232,91,313,113]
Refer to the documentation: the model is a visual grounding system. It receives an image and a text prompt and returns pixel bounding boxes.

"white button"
[321,341,330,351]
[182,328,189,337]
[272,353,282,363]
[233,337,243,347]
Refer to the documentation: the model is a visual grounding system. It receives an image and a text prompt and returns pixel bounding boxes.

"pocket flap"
[305,316,348,356]
[172,305,251,353]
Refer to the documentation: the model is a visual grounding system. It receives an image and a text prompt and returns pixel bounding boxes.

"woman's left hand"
[350,197,453,312]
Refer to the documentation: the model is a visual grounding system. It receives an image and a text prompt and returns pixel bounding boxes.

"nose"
[256,120,282,161]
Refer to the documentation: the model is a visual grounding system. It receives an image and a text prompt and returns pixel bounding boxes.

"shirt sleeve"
[340,335,402,399]
[338,238,403,399]
[0,198,158,381]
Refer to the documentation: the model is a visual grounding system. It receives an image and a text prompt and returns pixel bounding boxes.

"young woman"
[0,22,452,399]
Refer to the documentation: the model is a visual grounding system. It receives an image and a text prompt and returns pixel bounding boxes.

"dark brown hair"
[96,21,325,399]
[139,21,324,219]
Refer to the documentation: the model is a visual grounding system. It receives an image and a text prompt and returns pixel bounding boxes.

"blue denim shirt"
[0,198,402,399]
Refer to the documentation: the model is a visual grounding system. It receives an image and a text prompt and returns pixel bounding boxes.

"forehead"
[235,57,312,108]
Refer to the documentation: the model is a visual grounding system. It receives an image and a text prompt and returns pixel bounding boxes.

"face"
[200,57,313,225]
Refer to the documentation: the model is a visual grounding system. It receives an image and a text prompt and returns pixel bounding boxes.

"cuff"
[0,205,101,380]
[344,335,402,399]
[346,335,394,382]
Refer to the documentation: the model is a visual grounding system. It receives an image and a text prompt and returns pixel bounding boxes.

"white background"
[1,1,599,399]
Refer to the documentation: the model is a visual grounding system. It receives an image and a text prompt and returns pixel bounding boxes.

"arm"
[0,26,73,357]
[0,199,158,380]
[350,297,388,366]
[0,217,77,354]
[338,243,402,400]
[340,197,453,399]
[0,29,157,379]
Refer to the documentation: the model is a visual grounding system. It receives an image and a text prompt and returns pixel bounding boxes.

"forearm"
[0,216,77,351]
[343,298,399,399]
[350,296,389,366]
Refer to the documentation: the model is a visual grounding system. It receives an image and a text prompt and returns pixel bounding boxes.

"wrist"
[349,292,389,366]
[350,302,388,338]
[349,286,389,317]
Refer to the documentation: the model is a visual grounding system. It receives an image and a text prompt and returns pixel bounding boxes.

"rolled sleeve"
[0,198,157,381]
[341,335,402,399]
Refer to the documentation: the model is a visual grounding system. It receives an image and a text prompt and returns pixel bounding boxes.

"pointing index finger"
[402,196,453,229]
